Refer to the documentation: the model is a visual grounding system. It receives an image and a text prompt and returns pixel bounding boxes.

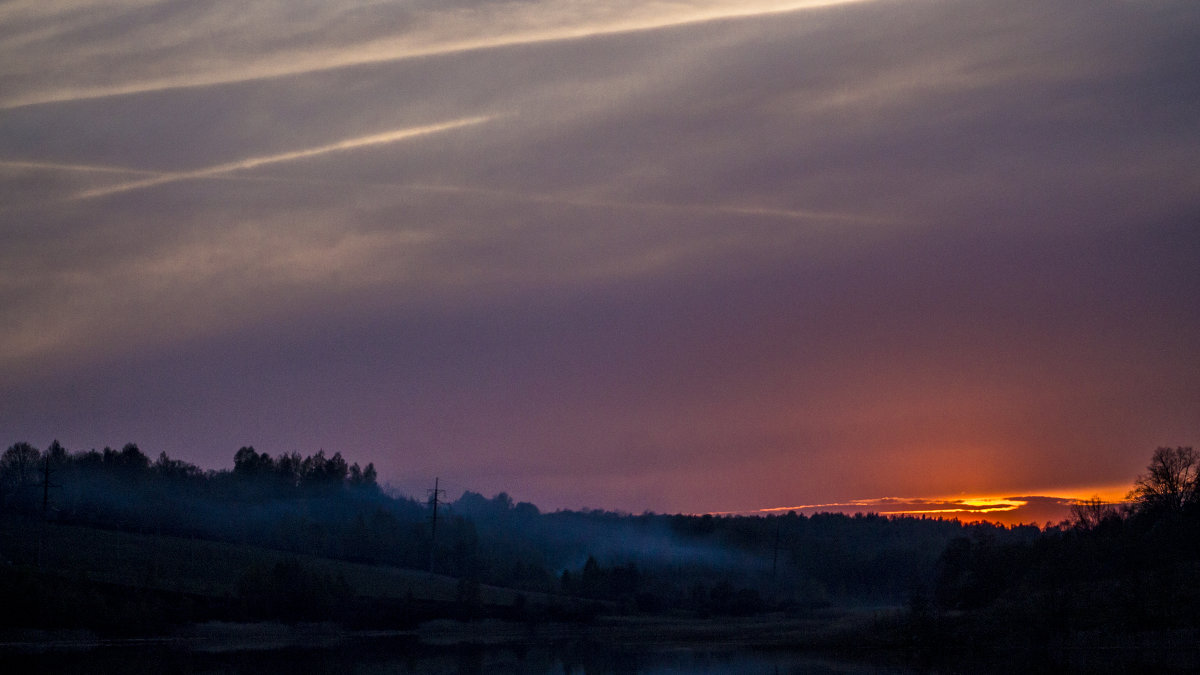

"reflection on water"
[2,637,915,674]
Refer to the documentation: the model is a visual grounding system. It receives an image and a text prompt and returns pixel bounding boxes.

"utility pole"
[36,455,60,569]
[41,456,59,518]
[771,517,781,580]
[427,477,445,574]
[770,516,785,605]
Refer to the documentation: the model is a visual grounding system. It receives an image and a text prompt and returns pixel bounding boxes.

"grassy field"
[3,517,887,649]
[0,516,545,608]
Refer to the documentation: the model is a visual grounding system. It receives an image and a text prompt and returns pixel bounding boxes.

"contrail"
[0,159,163,176]
[6,0,871,110]
[74,116,493,199]
[19,146,883,225]
[401,182,895,225]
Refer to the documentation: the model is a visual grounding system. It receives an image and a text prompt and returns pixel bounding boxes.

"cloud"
[1,0,1198,513]
[73,116,494,198]
[0,159,160,176]
[756,495,1117,526]
[0,0,874,110]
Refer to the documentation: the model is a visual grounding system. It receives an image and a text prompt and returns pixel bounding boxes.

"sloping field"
[0,516,538,607]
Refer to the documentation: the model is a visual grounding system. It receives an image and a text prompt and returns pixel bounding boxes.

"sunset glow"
[753,484,1135,526]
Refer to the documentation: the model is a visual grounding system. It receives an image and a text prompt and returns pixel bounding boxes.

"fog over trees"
[2,440,1198,662]
[0,439,1014,614]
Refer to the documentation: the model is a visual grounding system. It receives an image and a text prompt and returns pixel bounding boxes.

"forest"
[1,440,1198,663]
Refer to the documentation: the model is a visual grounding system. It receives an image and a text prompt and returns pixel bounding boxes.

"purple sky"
[2,0,1198,518]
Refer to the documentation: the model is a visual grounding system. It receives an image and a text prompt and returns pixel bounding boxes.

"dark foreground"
[0,634,907,675]
[3,616,1199,674]
[4,445,1200,672]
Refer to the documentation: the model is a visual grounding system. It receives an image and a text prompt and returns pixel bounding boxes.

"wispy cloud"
[1,0,872,109]
[401,183,894,226]
[0,159,161,176]
[2,0,1196,513]
[73,116,493,199]
[755,497,1022,515]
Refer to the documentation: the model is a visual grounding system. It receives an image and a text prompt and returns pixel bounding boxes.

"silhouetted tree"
[1,441,41,507]
[152,451,203,482]
[346,462,381,492]
[1129,446,1197,515]
[299,450,350,490]
[234,446,274,477]
[325,452,349,484]
[45,440,68,467]
[104,443,150,473]
[275,451,303,488]
[1069,496,1120,531]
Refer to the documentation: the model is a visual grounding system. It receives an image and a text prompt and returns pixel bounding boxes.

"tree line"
[917,446,1200,663]
[4,438,1193,650]
[0,438,1012,619]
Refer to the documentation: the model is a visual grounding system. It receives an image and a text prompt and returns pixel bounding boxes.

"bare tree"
[1069,496,1118,530]
[1,442,41,503]
[1128,446,1198,513]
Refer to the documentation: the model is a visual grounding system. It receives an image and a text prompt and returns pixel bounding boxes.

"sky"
[2,0,1198,523]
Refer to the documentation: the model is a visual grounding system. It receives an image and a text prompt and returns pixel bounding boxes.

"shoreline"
[0,611,902,654]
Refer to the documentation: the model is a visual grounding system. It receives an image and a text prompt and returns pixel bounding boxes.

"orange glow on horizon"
[745,482,1133,526]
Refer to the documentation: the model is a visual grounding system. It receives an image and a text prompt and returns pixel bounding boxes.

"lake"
[7,626,1187,673]
[1,634,919,674]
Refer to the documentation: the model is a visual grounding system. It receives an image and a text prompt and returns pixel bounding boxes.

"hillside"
[0,515,592,636]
